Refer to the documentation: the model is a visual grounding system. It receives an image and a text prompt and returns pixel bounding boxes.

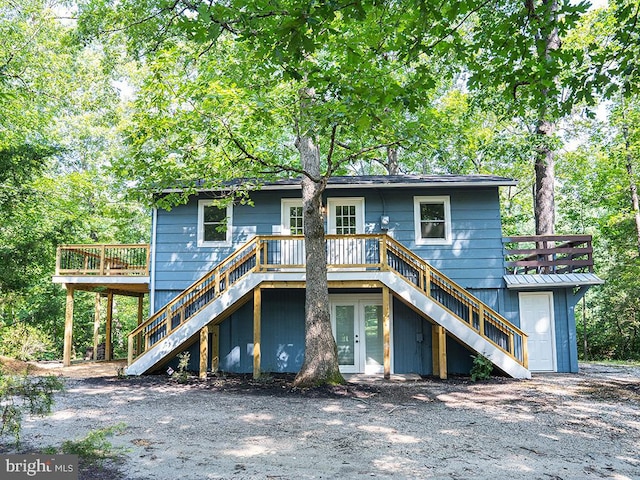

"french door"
[326,198,365,266]
[331,296,386,374]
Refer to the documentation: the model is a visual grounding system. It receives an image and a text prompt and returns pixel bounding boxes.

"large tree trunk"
[293,134,344,387]
[622,125,640,255]
[386,146,399,175]
[531,0,560,236]
[534,120,556,235]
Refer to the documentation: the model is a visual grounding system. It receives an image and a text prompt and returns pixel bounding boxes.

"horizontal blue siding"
[152,186,507,304]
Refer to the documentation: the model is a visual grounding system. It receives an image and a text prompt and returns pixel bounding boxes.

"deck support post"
[383,286,391,379]
[253,287,261,379]
[63,286,75,367]
[199,325,208,380]
[93,293,101,361]
[432,325,447,379]
[210,324,219,373]
[137,294,144,325]
[105,291,113,361]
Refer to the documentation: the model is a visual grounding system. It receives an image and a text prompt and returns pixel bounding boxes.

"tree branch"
[325,124,338,175]
[424,0,493,52]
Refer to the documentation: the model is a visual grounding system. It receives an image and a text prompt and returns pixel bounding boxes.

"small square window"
[414,196,451,245]
[198,200,232,247]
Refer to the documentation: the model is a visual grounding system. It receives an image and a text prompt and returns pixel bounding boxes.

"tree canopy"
[1,0,639,368]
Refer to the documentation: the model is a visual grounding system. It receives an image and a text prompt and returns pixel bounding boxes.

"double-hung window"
[413,196,451,245]
[198,200,232,247]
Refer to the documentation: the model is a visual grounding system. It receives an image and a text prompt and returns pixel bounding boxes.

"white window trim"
[281,198,304,235]
[197,199,233,247]
[413,195,452,245]
[327,197,365,234]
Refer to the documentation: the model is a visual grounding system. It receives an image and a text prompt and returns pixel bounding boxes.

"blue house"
[54,175,603,379]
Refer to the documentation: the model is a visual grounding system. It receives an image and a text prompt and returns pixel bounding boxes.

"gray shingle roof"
[177,174,517,193]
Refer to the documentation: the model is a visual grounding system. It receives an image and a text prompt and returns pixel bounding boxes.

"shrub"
[61,424,127,466]
[470,354,493,381]
[0,323,55,361]
[0,366,64,446]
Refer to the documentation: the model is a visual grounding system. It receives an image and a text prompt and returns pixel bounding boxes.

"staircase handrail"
[128,234,528,369]
[381,235,528,367]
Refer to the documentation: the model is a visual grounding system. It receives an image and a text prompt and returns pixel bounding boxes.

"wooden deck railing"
[503,235,594,275]
[128,235,528,369]
[56,244,150,276]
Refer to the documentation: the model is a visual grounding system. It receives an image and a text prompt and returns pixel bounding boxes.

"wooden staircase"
[126,235,529,378]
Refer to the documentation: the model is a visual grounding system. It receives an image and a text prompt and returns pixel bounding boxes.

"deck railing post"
[99,245,106,275]
[379,236,387,270]
[478,305,485,336]
[255,238,262,272]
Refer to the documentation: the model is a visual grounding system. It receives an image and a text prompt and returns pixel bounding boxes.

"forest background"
[1,0,639,365]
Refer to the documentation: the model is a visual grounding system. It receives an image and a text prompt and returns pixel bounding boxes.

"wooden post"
[136,294,144,359]
[210,324,220,373]
[255,240,261,271]
[379,237,388,270]
[253,287,261,379]
[63,286,74,367]
[199,325,208,380]
[93,293,101,361]
[127,335,134,367]
[137,294,144,325]
[105,291,113,361]
[432,325,447,380]
[383,286,391,379]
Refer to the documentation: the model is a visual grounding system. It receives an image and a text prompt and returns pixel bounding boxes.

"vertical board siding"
[218,301,254,373]
[260,289,306,373]
[447,337,475,375]
[216,290,305,374]
[392,298,432,375]
[553,289,578,373]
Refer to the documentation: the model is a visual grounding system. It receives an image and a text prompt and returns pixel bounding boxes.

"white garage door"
[519,292,556,372]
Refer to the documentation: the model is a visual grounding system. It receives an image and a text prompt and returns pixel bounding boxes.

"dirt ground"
[4,361,640,479]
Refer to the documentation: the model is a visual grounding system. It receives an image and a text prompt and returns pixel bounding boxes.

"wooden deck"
[503,235,594,274]
[52,244,150,367]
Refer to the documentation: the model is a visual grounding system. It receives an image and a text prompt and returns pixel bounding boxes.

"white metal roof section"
[504,273,604,290]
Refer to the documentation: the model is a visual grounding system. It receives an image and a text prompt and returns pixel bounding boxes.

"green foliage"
[173,351,191,384]
[60,423,127,466]
[470,354,493,382]
[0,323,55,361]
[0,367,64,446]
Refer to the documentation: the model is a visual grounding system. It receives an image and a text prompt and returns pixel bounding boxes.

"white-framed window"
[413,196,452,245]
[197,200,232,247]
[327,197,365,234]
[281,199,304,235]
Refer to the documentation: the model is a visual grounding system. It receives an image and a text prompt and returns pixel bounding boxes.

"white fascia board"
[52,275,150,285]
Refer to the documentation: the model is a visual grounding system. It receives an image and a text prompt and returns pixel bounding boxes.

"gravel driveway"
[11,362,640,479]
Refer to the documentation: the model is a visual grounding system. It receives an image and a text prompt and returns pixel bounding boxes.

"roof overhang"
[161,174,518,194]
[504,273,604,290]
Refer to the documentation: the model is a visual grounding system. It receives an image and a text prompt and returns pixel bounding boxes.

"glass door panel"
[335,305,357,372]
[364,305,384,374]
